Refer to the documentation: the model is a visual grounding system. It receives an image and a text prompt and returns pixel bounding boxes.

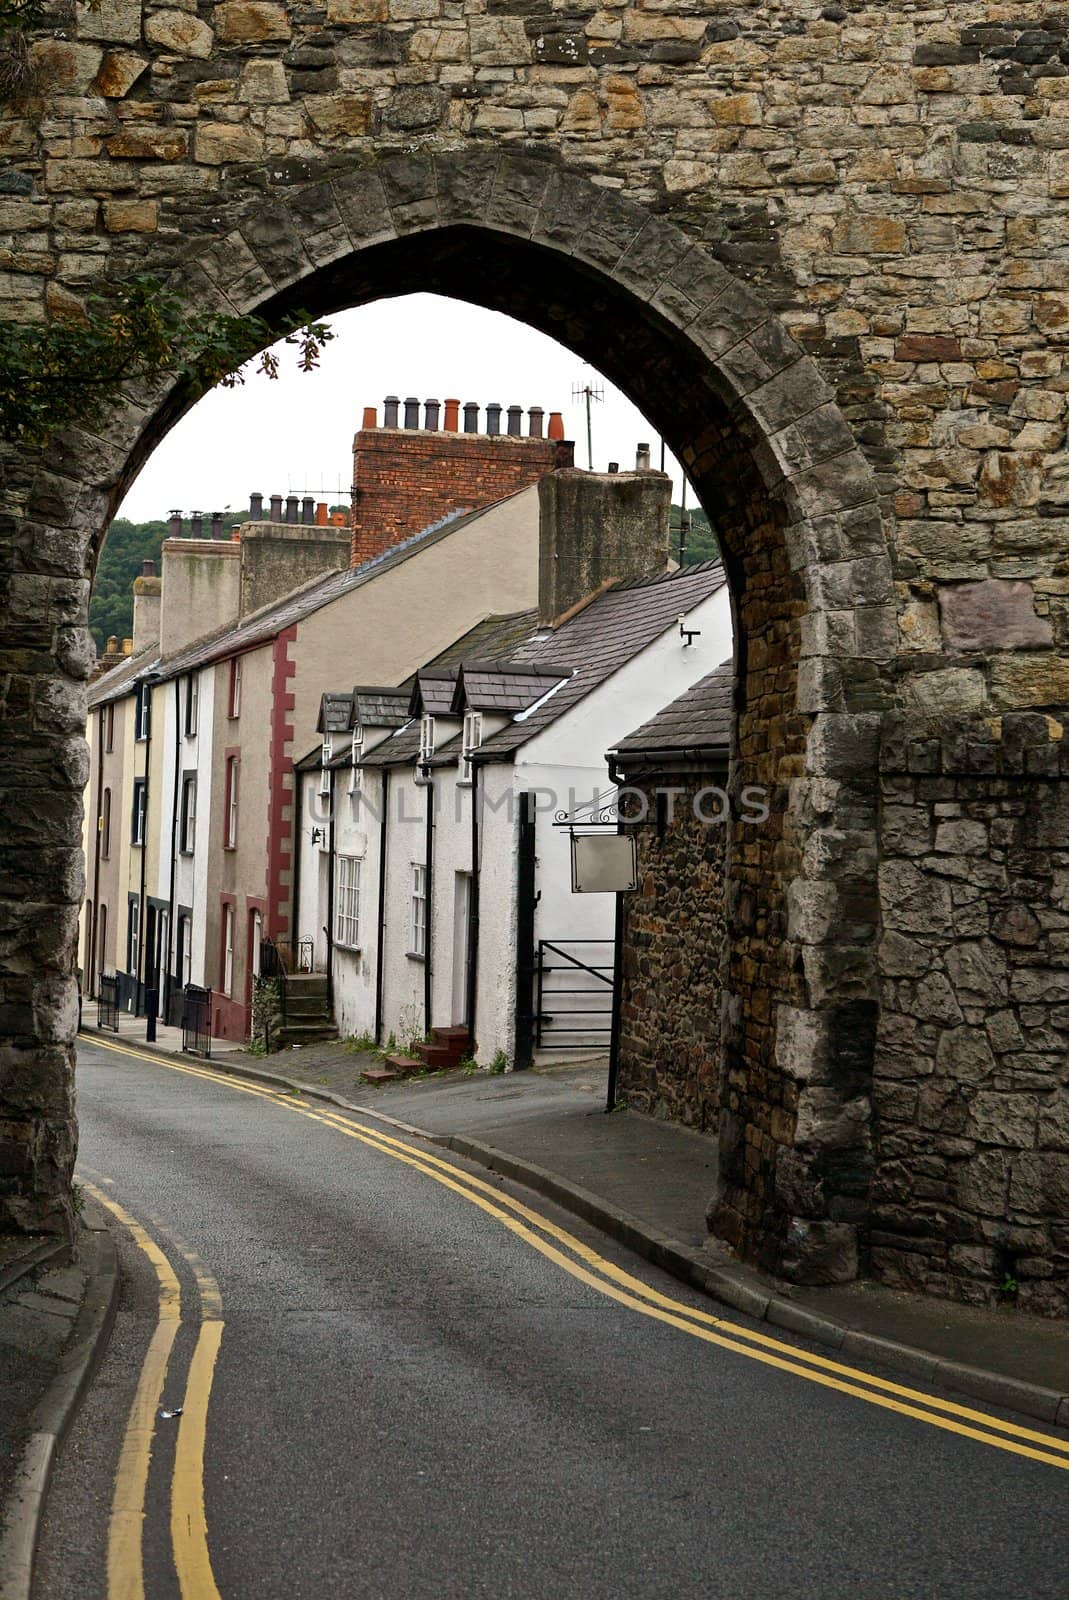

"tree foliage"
[89,518,170,651]
[0,273,333,447]
[670,504,719,565]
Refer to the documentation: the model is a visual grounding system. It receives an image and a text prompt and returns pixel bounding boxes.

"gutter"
[374,770,390,1046]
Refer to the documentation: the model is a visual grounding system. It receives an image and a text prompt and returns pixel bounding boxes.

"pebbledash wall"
[2,3,1069,1314]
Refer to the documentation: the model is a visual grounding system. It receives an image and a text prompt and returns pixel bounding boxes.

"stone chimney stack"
[537,466,672,625]
[132,558,162,654]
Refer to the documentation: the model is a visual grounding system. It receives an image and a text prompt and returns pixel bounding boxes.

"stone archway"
[2,149,894,1284]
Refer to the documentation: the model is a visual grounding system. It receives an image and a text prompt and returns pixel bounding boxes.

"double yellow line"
[83,1035,1069,1475]
[79,1174,223,1600]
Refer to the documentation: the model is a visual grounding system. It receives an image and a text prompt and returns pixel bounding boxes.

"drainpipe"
[465,759,481,1053]
[325,766,335,1015]
[135,677,155,1014]
[292,767,303,949]
[424,770,435,1037]
[164,678,181,1024]
[374,770,390,1046]
[89,706,105,996]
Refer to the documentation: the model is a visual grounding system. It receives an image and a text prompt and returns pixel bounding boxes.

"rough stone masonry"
[1,0,1068,1315]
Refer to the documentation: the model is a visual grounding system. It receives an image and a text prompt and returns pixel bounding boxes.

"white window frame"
[222,903,234,996]
[250,909,262,979]
[335,855,362,949]
[127,898,139,975]
[225,757,239,849]
[319,740,331,798]
[348,727,364,795]
[459,710,483,784]
[135,684,150,741]
[180,914,192,988]
[180,774,197,853]
[185,674,198,738]
[229,656,242,718]
[132,778,146,846]
[419,714,435,763]
[410,862,427,958]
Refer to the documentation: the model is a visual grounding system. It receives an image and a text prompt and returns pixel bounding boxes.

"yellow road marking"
[80,1181,181,1600]
[81,1034,1069,1473]
[145,1216,225,1600]
[170,1319,224,1600]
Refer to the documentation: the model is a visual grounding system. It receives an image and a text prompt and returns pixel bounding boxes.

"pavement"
[80,1011,1069,1427]
[0,1211,118,1600]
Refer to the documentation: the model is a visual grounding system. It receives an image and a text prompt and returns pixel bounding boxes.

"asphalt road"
[35,1037,1069,1599]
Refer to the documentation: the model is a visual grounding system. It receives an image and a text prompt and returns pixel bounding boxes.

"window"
[459,711,483,784]
[135,683,151,741]
[348,727,364,796]
[127,897,140,976]
[222,903,234,996]
[131,778,147,846]
[319,741,331,798]
[410,863,427,958]
[250,909,262,979]
[225,757,239,848]
[180,775,197,853]
[178,913,192,988]
[104,702,114,753]
[185,674,198,738]
[335,856,362,949]
[419,714,435,763]
[228,656,242,718]
[98,903,108,979]
[100,787,111,858]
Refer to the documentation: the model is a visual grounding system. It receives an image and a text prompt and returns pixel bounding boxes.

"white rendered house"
[304,560,733,1068]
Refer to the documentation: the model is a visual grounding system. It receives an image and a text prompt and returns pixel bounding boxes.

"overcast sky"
[117,293,689,523]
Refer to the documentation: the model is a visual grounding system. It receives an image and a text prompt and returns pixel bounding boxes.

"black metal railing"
[181,984,212,1058]
[535,939,614,1052]
[98,972,119,1032]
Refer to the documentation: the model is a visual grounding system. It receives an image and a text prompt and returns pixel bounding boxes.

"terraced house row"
[81,399,733,1097]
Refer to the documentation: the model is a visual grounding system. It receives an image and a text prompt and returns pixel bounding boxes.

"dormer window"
[460,710,483,784]
[419,714,435,764]
[348,726,364,795]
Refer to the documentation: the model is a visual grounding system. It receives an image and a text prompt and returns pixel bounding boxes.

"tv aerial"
[571,376,604,470]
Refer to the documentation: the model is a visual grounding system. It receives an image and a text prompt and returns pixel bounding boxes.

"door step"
[359,1067,401,1085]
[384,1054,425,1077]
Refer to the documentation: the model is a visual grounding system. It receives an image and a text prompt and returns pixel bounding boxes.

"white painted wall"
[466,582,732,1066]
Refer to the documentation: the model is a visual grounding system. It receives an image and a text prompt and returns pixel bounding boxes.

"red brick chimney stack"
[349,396,575,568]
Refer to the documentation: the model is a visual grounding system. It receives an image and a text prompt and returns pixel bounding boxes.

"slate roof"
[318,692,353,736]
[89,491,532,709]
[351,560,729,774]
[413,671,459,716]
[472,560,728,763]
[609,661,734,762]
[353,688,410,729]
[87,645,160,708]
[451,661,567,714]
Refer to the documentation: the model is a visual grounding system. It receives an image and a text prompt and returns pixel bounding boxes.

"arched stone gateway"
[3,7,1068,1314]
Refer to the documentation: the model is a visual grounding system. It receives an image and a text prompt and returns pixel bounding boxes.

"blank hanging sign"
[570,833,638,893]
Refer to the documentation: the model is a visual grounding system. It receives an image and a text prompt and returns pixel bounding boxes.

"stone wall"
[873,712,1069,1317]
[1,0,1067,1305]
[617,773,727,1134]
